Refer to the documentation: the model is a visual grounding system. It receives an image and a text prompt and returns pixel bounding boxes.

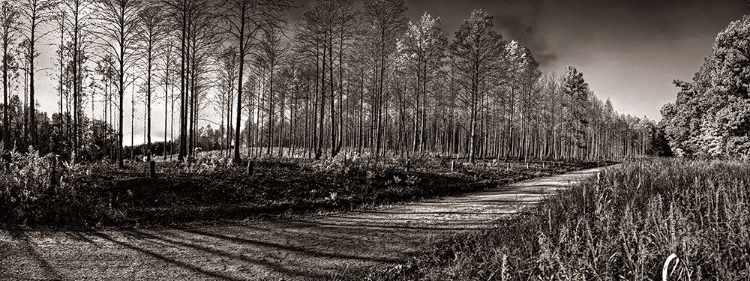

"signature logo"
[662,253,680,281]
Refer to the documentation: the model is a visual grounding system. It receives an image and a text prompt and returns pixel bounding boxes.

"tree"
[363,0,407,157]
[93,0,142,167]
[61,0,93,160]
[560,66,590,160]
[137,2,166,163]
[19,0,56,149]
[216,45,239,157]
[221,0,290,164]
[505,42,540,161]
[159,39,177,160]
[254,21,286,157]
[450,9,505,163]
[0,0,19,147]
[398,12,447,154]
[662,15,750,158]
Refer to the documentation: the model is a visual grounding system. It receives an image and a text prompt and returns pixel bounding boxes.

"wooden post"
[341,155,348,174]
[247,160,254,175]
[50,155,58,187]
[450,160,455,172]
[149,161,156,178]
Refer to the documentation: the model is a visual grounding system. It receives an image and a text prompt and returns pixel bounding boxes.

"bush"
[0,147,124,228]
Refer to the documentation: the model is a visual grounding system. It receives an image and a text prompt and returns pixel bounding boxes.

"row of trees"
[661,14,750,158]
[0,0,659,166]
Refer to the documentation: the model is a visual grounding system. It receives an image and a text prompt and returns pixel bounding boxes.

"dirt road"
[0,166,607,280]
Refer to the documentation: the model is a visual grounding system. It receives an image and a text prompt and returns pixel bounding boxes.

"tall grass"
[361,158,750,280]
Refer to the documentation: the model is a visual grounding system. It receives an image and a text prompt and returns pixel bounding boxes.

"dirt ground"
[0,167,606,281]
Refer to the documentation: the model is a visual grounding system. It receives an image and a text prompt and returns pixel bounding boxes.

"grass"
[0,150,602,230]
[349,158,750,280]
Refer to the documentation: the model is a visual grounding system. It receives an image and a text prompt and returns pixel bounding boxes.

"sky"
[30,0,750,144]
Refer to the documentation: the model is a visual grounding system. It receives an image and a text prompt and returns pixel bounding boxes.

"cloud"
[485,0,558,65]
[495,14,557,65]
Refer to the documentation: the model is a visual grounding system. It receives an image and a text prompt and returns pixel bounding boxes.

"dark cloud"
[491,0,557,65]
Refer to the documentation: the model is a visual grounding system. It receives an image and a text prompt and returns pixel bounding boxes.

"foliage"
[358,158,750,280]
[662,15,750,158]
[0,147,113,227]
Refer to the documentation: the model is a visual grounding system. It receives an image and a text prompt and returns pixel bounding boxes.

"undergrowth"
[355,158,750,280]
[0,147,598,230]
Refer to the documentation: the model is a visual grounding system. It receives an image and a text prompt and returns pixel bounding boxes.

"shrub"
[0,147,114,227]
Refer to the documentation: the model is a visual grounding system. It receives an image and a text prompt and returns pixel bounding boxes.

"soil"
[0,167,606,280]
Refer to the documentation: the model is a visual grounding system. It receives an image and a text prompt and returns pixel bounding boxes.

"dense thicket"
[661,15,750,158]
[0,0,657,165]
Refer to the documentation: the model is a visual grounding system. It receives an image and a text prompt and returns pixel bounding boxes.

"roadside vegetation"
[352,158,750,280]
[0,147,603,230]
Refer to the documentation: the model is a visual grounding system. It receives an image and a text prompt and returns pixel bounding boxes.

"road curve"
[0,166,608,280]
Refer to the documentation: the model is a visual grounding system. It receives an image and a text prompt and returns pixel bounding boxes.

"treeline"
[0,0,661,166]
[661,14,750,158]
[0,95,118,159]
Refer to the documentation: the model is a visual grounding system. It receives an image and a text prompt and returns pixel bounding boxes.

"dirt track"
[0,166,606,280]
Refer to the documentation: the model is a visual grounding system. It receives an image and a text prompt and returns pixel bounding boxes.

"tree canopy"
[661,15,750,158]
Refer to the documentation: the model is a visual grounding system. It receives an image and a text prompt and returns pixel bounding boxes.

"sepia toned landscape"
[1,0,749,280]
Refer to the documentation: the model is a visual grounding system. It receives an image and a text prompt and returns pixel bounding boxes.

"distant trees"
[662,14,750,158]
[504,42,541,162]
[295,0,359,159]
[162,41,178,160]
[0,0,658,164]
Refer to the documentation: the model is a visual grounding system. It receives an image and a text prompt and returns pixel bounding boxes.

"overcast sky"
[31,0,750,143]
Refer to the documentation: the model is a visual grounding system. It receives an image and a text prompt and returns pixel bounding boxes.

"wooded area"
[0,0,662,166]
[661,14,750,158]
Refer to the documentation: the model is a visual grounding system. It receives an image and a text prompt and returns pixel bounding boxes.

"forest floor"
[0,165,607,280]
